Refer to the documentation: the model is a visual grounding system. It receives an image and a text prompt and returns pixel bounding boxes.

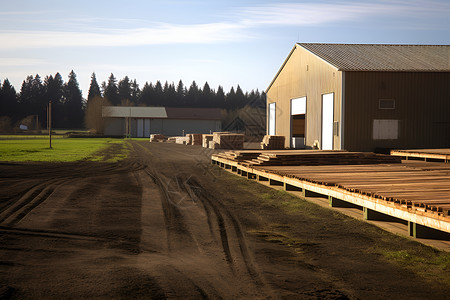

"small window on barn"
[379,99,395,110]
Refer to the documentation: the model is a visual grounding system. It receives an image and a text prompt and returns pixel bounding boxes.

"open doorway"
[291,97,306,148]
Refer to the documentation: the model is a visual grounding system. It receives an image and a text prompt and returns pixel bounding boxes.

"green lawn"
[0,137,128,162]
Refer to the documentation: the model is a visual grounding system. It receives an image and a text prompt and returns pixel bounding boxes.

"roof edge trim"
[265,45,298,93]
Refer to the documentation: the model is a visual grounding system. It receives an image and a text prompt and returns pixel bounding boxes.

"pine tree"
[176,80,185,106]
[187,81,200,107]
[87,73,101,102]
[138,82,154,106]
[104,73,120,105]
[44,73,65,127]
[201,82,212,107]
[0,79,18,121]
[118,76,132,105]
[130,79,140,104]
[216,85,226,108]
[64,70,84,128]
[154,81,163,106]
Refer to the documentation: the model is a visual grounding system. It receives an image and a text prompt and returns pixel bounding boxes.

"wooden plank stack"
[212,132,244,150]
[187,133,202,146]
[202,134,213,148]
[214,150,402,167]
[214,150,262,161]
[247,151,402,166]
[170,136,190,144]
[261,135,285,150]
[149,134,165,142]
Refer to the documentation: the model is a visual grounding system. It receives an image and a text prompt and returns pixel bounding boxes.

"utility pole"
[48,101,52,148]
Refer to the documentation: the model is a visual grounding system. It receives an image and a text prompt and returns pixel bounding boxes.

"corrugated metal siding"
[344,71,450,151]
[266,45,343,149]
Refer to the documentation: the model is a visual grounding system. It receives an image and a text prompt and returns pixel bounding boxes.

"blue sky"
[0,0,449,98]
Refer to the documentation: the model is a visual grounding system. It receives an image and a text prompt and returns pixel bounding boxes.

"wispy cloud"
[0,22,248,49]
[0,57,46,66]
[238,0,450,26]
[1,1,449,50]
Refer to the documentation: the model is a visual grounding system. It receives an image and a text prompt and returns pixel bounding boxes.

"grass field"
[0,136,129,162]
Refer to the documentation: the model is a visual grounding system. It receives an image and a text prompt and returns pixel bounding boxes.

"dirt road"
[0,141,448,299]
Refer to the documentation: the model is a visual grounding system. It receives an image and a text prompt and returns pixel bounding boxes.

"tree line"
[0,71,266,131]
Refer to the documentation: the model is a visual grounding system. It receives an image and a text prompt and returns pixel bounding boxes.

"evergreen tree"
[215,85,226,108]
[87,73,101,102]
[118,76,132,105]
[176,80,185,106]
[226,86,236,109]
[130,79,140,104]
[235,85,246,108]
[201,82,212,107]
[186,81,200,107]
[64,70,84,128]
[138,82,154,106]
[0,79,18,121]
[104,73,120,105]
[18,75,45,123]
[44,73,65,127]
[154,81,163,106]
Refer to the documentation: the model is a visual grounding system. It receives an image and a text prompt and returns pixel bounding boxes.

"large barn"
[266,43,450,152]
[102,106,222,137]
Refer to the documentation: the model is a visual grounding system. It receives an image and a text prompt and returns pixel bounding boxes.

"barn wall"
[266,45,343,149]
[344,71,450,152]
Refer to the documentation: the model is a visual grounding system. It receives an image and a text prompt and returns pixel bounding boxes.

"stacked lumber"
[202,134,213,148]
[214,150,261,161]
[248,151,401,166]
[214,150,402,167]
[170,136,190,145]
[149,134,165,142]
[212,132,244,150]
[261,135,285,150]
[167,137,176,143]
[187,133,202,146]
[208,140,220,149]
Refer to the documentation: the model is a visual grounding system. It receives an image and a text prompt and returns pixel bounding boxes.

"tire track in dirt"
[0,179,64,226]
[142,168,196,252]
[0,226,109,242]
[183,176,264,283]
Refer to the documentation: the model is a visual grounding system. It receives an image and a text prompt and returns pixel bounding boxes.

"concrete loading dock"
[212,150,450,250]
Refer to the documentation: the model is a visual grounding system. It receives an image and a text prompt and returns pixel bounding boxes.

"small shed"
[102,106,222,137]
[266,43,450,152]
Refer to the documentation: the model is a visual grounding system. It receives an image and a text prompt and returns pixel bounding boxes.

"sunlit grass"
[0,137,128,162]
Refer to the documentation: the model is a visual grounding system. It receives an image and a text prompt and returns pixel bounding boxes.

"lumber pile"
[208,140,220,149]
[214,150,402,167]
[214,150,261,161]
[169,136,190,144]
[249,151,401,166]
[261,135,285,150]
[202,134,213,148]
[212,132,244,150]
[187,133,202,146]
[149,134,165,142]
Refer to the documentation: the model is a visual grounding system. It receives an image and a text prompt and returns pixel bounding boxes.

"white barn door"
[322,93,334,150]
[268,103,276,135]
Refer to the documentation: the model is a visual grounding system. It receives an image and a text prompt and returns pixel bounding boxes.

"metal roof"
[298,43,450,72]
[102,106,221,120]
[102,106,167,118]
